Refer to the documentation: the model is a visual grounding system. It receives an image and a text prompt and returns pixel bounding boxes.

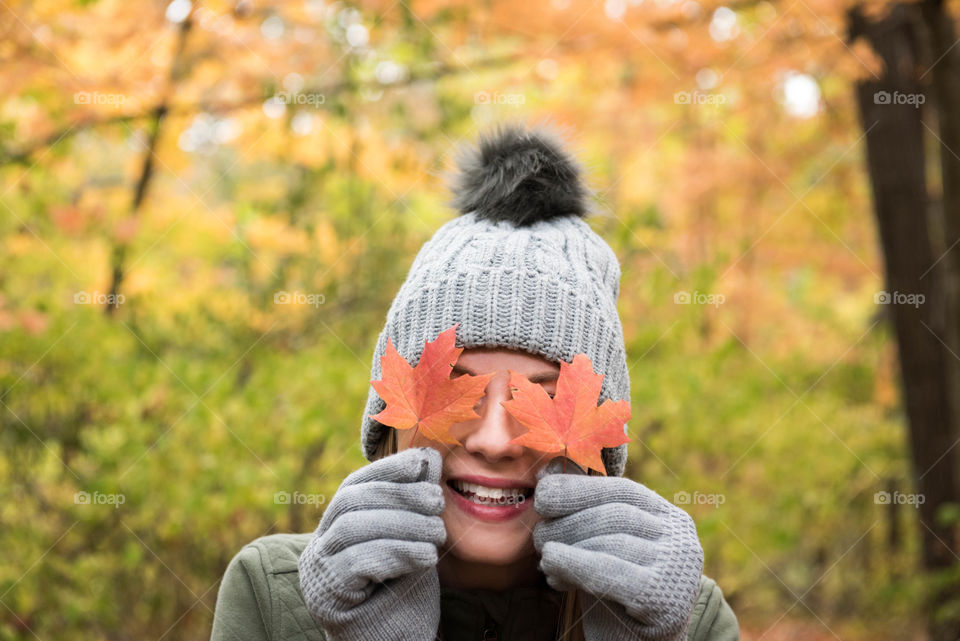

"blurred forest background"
[3,0,960,639]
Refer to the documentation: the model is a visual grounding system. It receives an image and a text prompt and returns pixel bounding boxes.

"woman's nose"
[455,372,525,461]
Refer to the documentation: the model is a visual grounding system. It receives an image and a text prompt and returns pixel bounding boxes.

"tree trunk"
[920,0,960,497]
[849,5,960,639]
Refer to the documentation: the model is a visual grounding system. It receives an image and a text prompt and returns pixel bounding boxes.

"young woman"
[209,124,739,641]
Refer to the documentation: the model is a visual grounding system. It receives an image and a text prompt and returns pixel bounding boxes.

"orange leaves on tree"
[369,323,493,445]
[501,354,631,476]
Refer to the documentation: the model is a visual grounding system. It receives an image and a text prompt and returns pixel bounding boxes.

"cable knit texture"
[533,458,705,641]
[359,210,631,476]
[297,447,447,641]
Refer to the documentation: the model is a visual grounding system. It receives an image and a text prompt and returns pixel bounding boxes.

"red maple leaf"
[501,353,631,475]
[369,323,494,445]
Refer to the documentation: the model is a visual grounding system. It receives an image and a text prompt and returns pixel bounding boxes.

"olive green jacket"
[209,533,740,641]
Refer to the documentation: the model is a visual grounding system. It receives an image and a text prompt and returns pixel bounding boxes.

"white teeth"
[451,480,529,506]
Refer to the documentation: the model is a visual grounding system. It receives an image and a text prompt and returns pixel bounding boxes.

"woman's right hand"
[297,446,447,641]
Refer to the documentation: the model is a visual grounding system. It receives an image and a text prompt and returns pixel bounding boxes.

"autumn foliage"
[503,354,632,475]
[370,324,493,444]
[0,0,936,639]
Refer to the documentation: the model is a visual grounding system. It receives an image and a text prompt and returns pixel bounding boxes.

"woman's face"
[395,346,560,589]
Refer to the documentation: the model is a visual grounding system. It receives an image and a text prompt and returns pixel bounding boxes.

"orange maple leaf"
[501,353,631,476]
[369,323,494,445]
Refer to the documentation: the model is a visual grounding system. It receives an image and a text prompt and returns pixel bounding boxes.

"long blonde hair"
[372,428,589,641]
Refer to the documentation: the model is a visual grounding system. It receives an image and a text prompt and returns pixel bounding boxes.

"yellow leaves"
[313,219,340,265]
[246,306,278,334]
[244,216,309,254]
[122,267,157,300]
[287,121,331,165]
[4,233,38,257]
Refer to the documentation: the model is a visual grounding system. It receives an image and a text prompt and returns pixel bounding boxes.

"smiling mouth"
[446,480,534,506]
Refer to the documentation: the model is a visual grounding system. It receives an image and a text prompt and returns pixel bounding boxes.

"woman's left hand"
[532,459,704,641]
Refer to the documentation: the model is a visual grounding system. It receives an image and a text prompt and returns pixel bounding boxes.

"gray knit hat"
[359,123,631,476]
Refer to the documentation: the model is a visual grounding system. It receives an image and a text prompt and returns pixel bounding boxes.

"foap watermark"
[674,290,725,308]
[74,490,126,508]
[275,491,327,505]
[874,490,924,507]
[475,493,527,507]
[874,290,925,308]
[873,91,925,108]
[674,91,726,106]
[674,491,725,507]
[273,91,326,108]
[274,291,325,308]
[474,91,525,107]
[74,291,125,306]
[74,91,126,107]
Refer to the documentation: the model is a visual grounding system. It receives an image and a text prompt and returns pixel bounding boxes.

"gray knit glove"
[297,447,447,641]
[533,459,704,641]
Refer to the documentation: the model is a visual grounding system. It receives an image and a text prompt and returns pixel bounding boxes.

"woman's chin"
[442,526,535,566]
[448,542,529,566]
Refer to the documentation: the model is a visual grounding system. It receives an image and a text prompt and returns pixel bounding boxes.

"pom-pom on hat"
[360,122,632,476]
[448,122,591,225]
